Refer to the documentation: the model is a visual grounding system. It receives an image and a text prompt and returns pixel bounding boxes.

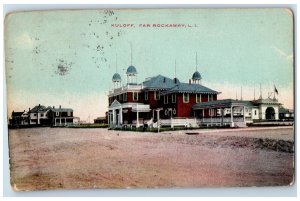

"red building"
[108,64,220,128]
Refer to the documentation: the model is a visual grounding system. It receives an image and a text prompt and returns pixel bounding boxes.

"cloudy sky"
[5,9,294,121]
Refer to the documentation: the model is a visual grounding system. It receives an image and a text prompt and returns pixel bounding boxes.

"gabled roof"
[109,99,121,108]
[51,108,73,112]
[163,83,219,94]
[143,75,177,90]
[12,112,24,117]
[29,105,49,113]
[30,105,73,113]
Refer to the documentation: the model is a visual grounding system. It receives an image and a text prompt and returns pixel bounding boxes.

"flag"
[274,85,279,94]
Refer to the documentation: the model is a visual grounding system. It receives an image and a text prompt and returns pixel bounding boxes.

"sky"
[5,9,294,121]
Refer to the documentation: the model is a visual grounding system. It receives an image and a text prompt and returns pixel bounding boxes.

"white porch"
[193,99,249,128]
[108,100,151,128]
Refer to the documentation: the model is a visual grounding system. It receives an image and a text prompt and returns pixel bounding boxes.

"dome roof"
[126,65,137,75]
[112,73,121,82]
[192,71,202,80]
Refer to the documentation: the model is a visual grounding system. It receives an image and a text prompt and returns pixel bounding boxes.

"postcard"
[5,8,294,191]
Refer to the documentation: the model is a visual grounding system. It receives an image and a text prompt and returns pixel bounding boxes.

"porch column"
[120,108,123,126]
[107,111,110,126]
[65,118,67,125]
[136,111,139,128]
[243,106,246,122]
[157,110,160,132]
[60,118,61,126]
[221,108,224,126]
[136,104,139,128]
[112,109,116,125]
[202,109,204,119]
[230,106,234,127]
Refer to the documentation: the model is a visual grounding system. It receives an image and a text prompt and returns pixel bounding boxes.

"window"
[118,94,122,101]
[56,112,59,116]
[133,92,138,101]
[123,93,127,101]
[183,93,189,103]
[41,113,44,117]
[34,113,37,117]
[208,94,214,101]
[164,95,168,104]
[196,94,201,103]
[172,94,177,103]
[67,111,71,116]
[144,92,148,100]
[154,91,160,100]
[254,110,257,115]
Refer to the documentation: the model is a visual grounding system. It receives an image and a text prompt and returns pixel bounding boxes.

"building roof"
[12,111,24,117]
[253,98,281,105]
[192,71,202,80]
[142,75,177,90]
[143,74,218,94]
[51,108,73,112]
[193,99,247,109]
[163,82,219,94]
[112,73,121,82]
[29,105,49,113]
[29,105,73,113]
[126,65,137,75]
[279,107,294,113]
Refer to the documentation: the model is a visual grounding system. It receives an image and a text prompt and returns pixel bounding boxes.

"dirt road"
[8,127,294,191]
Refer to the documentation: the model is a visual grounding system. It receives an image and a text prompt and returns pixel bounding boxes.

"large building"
[108,64,285,129]
[9,104,79,127]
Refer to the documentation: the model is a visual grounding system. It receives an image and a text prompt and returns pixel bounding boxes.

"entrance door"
[265,107,275,120]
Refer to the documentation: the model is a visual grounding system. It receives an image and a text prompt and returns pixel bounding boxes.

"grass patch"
[68,123,108,128]
[110,125,231,133]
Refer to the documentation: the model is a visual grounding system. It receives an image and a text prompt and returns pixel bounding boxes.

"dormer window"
[56,112,59,116]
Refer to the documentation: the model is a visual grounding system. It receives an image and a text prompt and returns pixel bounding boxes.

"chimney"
[59,105,61,109]
[39,104,40,106]
[189,79,191,85]
[163,77,166,83]
[24,110,25,112]
[174,78,177,84]
[53,106,55,109]
[29,108,30,112]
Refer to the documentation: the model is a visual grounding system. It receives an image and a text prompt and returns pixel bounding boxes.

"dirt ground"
[8,126,294,191]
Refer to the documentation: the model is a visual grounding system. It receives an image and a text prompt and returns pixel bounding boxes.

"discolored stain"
[54,59,74,76]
